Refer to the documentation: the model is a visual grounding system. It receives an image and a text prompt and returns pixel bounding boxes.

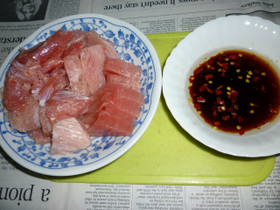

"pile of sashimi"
[2,29,144,155]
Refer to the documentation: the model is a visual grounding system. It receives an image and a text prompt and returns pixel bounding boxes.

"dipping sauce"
[188,50,280,135]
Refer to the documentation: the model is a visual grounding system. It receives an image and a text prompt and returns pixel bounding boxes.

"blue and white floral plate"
[0,14,161,176]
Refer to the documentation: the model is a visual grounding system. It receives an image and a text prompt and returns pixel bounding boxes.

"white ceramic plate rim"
[0,14,162,176]
[163,15,280,157]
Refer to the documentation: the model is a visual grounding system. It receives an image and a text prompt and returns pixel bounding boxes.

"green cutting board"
[49,32,275,185]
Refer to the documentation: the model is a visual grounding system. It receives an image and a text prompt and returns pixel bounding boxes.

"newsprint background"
[0,0,280,209]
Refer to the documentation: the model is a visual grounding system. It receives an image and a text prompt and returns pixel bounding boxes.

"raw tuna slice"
[37,68,69,106]
[106,73,141,91]
[3,65,31,113]
[28,128,51,145]
[22,59,48,87]
[98,102,136,123]
[51,117,91,155]
[93,84,144,106]
[87,102,136,136]
[38,106,52,135]
[80,91,112,129]
[46,90,93,124]
[93,90,142,118]
[81,88,141,130]
[88,111,135,136]
[7,96,40,132]
[21,60,49,101]
[17,29,75,65]
[80,45,106,94]
[62,30,87,58]
[15,42,44,64]
[79,101,100,129]
[63,54,89,96]
[36,79,55,107]
[83,83,144,136]
[103,57,142,81]
[104,93,142,118]
[3,59,51,112]
[85,30,119,58]
[49,68,69,90]
[41,58,63,73]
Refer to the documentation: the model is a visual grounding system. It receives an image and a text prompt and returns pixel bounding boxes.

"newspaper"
[0,0,280,209]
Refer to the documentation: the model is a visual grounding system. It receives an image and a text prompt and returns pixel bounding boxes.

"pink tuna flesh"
[63,54,89,96]
[80,45,106,94]
[28,128,51,145]
[51,117,91,155]
[103,57,142,81]
[46,90,93,124]
[85,30,119,58]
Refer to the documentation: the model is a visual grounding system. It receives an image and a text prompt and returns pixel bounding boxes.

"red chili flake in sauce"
[188,50,280,135]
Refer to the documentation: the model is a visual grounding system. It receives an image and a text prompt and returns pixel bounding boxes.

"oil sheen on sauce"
[188,50,280,135]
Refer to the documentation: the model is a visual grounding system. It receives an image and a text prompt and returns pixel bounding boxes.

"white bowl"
[0,14,161,176]
[163,15,280,157]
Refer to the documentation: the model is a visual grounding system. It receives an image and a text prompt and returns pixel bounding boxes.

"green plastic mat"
[49,32,275,185]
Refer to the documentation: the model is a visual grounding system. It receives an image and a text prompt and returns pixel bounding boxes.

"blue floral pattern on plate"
[0,14,161,176]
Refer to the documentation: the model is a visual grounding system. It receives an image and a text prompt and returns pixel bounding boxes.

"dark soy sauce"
[188,50,280,135]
